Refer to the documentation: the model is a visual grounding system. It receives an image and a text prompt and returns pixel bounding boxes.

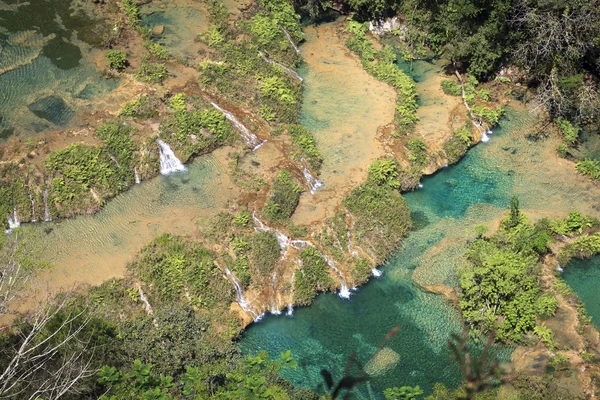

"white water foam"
[157,139,187,175]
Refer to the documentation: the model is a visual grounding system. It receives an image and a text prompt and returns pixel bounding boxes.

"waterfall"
[108,152,121,169]
[323,254,351,299]
[29,193,36,223]
[43,189,51,222]
[372,268,382,277]
[7,208,20,230]
[481,129,491,143]
[302,164,324,195]
[346,230,359,257]
[225,268,261,319]
[134,167,141,184]
[210,102,265,150]
[157,139,187,175]
[287,271,295,316]
[258,51,303,82]
[418,184,424,189]
[280,26,300,53]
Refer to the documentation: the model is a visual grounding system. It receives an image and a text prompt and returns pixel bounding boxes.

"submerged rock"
[152,25,165,36]
[364,348,400,376]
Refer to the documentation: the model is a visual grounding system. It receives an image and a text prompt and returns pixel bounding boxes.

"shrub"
[293,247,335,306]
[119,96,160,118]
[406,138,428,167]
[556,118,579,146]
[441,79,462,96]
[288,125,322,172]
[366,158,401,189]
[263,170,302,222]
[144,40,170,60]
[343,184,411,262]
[135,55,167,83]
[106,50,127,70]
[472,105,505,126]
[575,159,600,180]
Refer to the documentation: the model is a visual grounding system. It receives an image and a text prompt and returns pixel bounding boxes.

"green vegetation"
[46,143,129,215]
[288,124,323,172]
[471,105,505,126]
[198,0,303,125]
[344,159,412,262]
[293,247,336,305]
[263,170,302,222]
[346,20,418,134]
[406,138,428,167]
[459,198,558,342]
[558,232,600,266]
[135,55,167,83]
[144,40,170,60]
[576,159,600,180]
[444,125,474,164]
[160,96,235,161]
[441,79,462,96]
[119,95,160,118]
[105,49,127,70]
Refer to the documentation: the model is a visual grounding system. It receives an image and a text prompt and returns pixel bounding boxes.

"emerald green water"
[240,61,600,394]
[0,0,119,138]
[563,256,600,329]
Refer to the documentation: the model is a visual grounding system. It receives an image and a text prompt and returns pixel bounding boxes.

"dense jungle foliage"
[297,0,600,125]
[459,199,600,343]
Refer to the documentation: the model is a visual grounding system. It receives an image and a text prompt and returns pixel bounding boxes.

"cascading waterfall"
[108,152,121,169]
[280,26,300,54]
[270,272,282,315]
[157,139,187,175]
[323,254,351,299]
[371,268,382,277]
[302,160,324,195]
[43,189,51,222]
[7,208,20,231]
[29,193,36,223]
[346,230,359,257]
[134,167,141,184]
[210,102,265,150]
[481,130,490,143]
[225,267,260,319]
[258,51,303,82]
[287,271,295,316]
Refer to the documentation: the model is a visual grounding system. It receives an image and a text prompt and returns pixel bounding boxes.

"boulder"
[152,25,165,36]
[368,17,403,37]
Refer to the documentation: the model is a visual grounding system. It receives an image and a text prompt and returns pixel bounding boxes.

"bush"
[366,158,401,189]
[288,125,322,172]
[135,55,167,83]
[144,40,170,60]
[472,105,505,126]
[263,170,302,222]
[576,159,600,180]
[556,118,579,146]
[406,138,428,167]
[293,247,335,306]
[119,96,160,118]
[106,50,127,70]
[343,184,411,262]
[441,79,462,96]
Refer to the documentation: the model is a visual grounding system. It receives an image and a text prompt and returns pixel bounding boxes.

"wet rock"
[369,17,403,37]
[152,25,165,36]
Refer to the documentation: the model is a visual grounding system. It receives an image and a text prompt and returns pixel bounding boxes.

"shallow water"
[0,0,119,138]
[292,21,396,226]
[240,106,600,395]
[140,0,209,64]
[30,150,239,297]
[563,256,600,329]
